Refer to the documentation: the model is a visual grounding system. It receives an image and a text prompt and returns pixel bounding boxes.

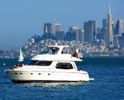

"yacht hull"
[5,70,90,83]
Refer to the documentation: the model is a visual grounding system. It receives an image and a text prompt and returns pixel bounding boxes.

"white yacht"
[5,45,93,83]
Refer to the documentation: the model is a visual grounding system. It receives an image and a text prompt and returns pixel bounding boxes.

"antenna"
[108,3,111,15]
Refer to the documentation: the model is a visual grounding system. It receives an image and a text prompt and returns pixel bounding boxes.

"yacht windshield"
[40,47,59,54]
[62,47,72,54]
[39,47,50,54]
[49,47,59,54]
[29,60,52,66]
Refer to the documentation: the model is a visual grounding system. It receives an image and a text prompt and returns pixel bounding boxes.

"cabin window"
[56,63,73,69]
[29,60,52,66]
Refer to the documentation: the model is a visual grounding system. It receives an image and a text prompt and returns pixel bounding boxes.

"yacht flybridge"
[5,45,93,83]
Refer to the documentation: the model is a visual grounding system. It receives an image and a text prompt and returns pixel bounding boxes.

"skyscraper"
[84,20,96,42]
[42,23,55,39]
[105,4,113,47]
[98,19,107,40]
[54,23,64,40]
[102,19,107,29]
[64,27,78,41]
[70,27,80,41]
[54,23,61,33]
[44,23,52,35]
[55,31,64,40]
[77,29,84,43]
[114,19,124,36]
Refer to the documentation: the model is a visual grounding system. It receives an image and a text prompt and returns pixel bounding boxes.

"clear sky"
[0,0,123,50]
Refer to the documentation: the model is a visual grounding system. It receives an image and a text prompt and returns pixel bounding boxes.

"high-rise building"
[42,23,55,39]
[64,26,78,41]
[69,27,79,33]
[105,4,113,47]
[55,31,64,40]
[54,23,64,40]
[44,23,52,35]
[77,29,84,43]
[97,19,107,40]
[55,23,61,33]
[114,19,124,36]
[102,19,107,29]
[118,33,124,48]
[69,27,84,42]
[70,27,79,41]
[84,20,96,42]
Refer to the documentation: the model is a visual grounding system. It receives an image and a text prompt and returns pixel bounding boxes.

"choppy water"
[0,57,124,100]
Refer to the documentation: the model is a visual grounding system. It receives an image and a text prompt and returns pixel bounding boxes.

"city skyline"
[0,0,123,49]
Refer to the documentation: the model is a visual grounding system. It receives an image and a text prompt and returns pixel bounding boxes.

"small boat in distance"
[5,45,93,83]
[18,48,24,62]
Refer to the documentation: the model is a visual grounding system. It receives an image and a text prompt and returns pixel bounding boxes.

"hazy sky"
[0,0,123,50]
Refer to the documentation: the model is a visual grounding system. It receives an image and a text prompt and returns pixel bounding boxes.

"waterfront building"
[84,20,97,42]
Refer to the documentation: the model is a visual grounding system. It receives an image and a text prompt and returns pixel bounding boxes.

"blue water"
[0,57,124,100]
